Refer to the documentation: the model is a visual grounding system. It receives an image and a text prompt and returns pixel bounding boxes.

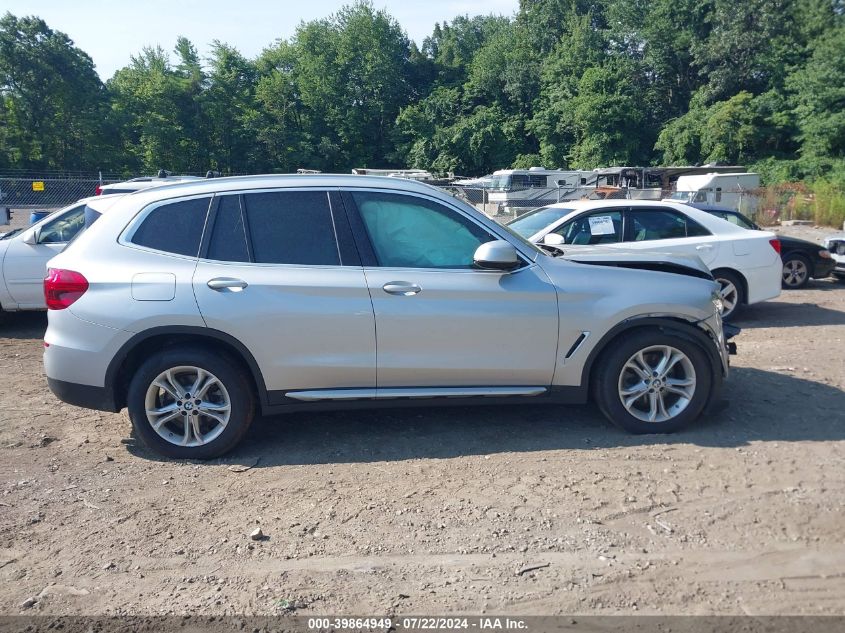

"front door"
[622,207,721,267]
[343,190,559,389]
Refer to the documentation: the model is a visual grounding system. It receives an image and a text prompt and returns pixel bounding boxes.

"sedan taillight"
[769,238,781,254]
[44,268,89,310]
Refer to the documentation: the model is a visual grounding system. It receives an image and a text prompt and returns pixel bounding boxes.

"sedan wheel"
[713,271,744,320]
[781,256,810,289]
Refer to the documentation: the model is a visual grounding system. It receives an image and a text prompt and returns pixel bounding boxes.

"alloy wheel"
[782,259,809,287]
[144,366,231,447]
[715,278,739,318]
[617,345,697,423]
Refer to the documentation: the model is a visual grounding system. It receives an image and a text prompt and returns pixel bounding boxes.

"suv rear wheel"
[127,347,255,459]
[594,329,713,434]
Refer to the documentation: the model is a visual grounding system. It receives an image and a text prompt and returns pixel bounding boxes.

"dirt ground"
[1,219,844,617]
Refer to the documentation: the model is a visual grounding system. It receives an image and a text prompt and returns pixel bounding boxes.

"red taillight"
[769,238,781,254]
[44,268,89,310]
[95,184,102,195]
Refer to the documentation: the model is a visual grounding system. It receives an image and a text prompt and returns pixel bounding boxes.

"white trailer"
[666,172,760,212]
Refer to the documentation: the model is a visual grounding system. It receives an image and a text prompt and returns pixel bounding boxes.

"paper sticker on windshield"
[588,215,615,235]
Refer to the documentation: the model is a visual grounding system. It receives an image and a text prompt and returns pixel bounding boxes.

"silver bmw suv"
[44,175,731,458]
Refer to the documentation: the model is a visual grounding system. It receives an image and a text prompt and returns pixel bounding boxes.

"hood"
[551,245,713,280]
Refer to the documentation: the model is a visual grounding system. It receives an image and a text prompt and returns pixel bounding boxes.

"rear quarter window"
[129,197,211,256]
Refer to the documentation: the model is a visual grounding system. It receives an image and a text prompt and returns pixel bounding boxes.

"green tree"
[0,12,110,170]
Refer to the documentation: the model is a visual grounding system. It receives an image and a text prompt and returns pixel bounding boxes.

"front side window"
[351,192,494,269]
[242,191,340,265]
[38,205,86,244]
[130,197,210,256]
[557,210,623,245]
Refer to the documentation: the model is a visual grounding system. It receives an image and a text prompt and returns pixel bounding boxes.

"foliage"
[2,0,845,216]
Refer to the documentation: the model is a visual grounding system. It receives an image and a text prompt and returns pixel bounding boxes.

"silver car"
[44,175,731,459]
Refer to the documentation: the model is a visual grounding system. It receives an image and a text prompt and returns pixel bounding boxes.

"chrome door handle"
[696,244,714,251]
[207,277,248,291]
[383,282,421,296]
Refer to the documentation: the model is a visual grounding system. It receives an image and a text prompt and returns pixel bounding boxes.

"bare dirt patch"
[1,226,843,617]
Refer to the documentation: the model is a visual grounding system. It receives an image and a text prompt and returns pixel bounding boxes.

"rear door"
[622,207,720,267]
[192,190,375,401]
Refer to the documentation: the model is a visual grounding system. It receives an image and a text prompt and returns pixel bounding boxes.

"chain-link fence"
[0,176,117,211]
[445,185,668,221]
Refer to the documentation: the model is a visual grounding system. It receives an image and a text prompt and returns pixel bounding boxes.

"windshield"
[506,206,574,238]
[0,228,24,240]
[488,175,512,190]
[669,191,692,201]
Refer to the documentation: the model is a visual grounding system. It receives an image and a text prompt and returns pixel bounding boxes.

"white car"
[97,172,206,196]
[0,195,121,313]
[507,200,782,319]
[824,232,845,280]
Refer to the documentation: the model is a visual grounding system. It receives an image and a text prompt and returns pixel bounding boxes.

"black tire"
[593,328,714,434]
[712,269,745,321]
[781,253,811,289]
[127,346,255,459]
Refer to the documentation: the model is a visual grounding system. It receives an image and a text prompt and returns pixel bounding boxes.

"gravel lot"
[1,216,844,616]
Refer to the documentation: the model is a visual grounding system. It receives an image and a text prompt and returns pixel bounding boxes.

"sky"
[8,0,520,80]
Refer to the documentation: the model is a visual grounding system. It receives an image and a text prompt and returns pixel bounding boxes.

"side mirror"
[22,227,40,245]
[473,240,520,271]
[543,233,565,246]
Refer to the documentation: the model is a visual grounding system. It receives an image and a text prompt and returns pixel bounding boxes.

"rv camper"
[666,173,760,213]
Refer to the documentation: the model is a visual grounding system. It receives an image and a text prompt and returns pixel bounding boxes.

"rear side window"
[130,197,210,256]
[242,191,340,265]
[627,209,710,241]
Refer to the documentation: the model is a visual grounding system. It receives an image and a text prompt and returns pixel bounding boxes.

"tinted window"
[685,217,711,236]
[627,209,710,241]
[558,210,623,245]
[38,205,86,244]
[352,192,494,269]
[131,197,210,256]
[207,195,249,262]
[243,191,339,265]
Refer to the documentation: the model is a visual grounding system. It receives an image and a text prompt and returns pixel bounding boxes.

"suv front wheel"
[127,347,256,459]
[594,329,713,434]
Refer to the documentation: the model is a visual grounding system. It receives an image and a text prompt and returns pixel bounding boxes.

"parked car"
[96,170,209,196]
[823,232,845,281]
[507,200,782,320]
[693,206,836,289]
[44,175,733,458]
[0,195,122,314]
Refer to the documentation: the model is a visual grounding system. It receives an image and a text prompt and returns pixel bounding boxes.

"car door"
[622,207,720,267]
[192,190,376,402]
[2,204,86,308]
[343,189,559,391]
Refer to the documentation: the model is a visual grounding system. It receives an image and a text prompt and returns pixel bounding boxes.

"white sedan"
[0,196,118,313]
[507,199,782,319]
